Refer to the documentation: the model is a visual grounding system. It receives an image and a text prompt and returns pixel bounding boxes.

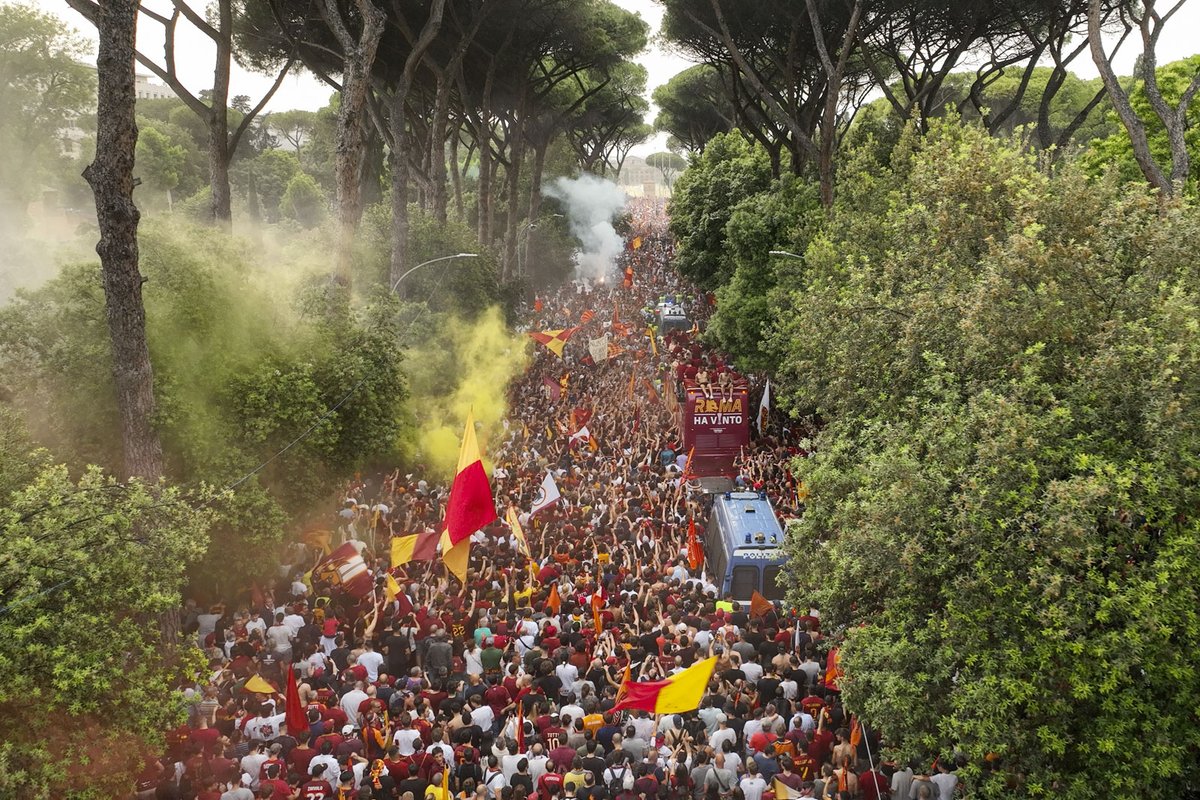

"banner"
[588,335,610,364]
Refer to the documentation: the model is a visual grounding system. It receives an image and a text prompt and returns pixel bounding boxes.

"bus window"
[763,566,787,601]
[730,566,758,600]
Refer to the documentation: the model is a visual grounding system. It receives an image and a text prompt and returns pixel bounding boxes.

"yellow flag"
[654,656,717,713]
[243,675,276,695]
[385,573,402,603]
[506,506,529,556]
[440,529,470,583]
[391,533,421,567]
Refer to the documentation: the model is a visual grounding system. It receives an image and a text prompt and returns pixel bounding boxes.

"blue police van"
[705,491,788,602]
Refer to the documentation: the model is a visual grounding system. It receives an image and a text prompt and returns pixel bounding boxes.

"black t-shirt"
[331,647,351,671]
[757,678,781,701]
[579,786,610,800]
[537,674,564,698]
[720,668,746,684]
[582,755,608,780]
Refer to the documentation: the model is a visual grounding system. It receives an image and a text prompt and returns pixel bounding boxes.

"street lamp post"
[518,213,564,278]
[391,253,479,294]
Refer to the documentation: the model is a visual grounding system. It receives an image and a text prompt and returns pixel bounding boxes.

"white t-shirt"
[341,689,368,726]
[393,728,423,756]
[470,704,496,731]
[931,772,959,800]
[358,650,384,682]
[740,775,767,800]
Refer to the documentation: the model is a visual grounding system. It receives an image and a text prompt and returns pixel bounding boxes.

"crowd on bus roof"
[155,199,963,800]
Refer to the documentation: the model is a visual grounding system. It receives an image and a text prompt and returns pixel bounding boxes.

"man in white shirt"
[469,695,496,732]
[357,642,385,682]
[392,720,423,756]
[239,744,268,791]
[741,659,764,685]
[283,607,305,638]
[555,659,579,688]
[740,763,768,800]
[340,681,369,729]
[522,743,549,782]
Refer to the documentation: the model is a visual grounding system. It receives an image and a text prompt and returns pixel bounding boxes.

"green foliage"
[705,174,821,373]
[1082,55,1200,193]
[136,124,187,206]
[234,149,302,221]
[281,171,327,228]
[0,411,212,798]
[772,120,1200,797]
[0,2,93,208]
[667,131,773,289]
[361,201,502,318]
[652,64,735,154]
[0,221,408,591]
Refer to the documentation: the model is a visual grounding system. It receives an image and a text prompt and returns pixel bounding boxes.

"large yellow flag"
[506,506,530,556]
[611,656,716,714]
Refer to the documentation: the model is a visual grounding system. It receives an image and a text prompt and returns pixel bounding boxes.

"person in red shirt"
[538,763,564,800]
[288,735,318,780]
[258,762,290,798]
[298,762,335,800]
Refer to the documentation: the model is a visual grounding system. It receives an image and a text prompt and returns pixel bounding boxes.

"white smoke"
[544,174,627,281]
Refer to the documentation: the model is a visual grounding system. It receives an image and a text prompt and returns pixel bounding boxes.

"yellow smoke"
[405,306,530,476]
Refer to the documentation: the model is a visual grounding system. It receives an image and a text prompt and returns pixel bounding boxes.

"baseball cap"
[342,724,355,735]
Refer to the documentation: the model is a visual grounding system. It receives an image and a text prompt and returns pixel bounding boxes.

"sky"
[37,0,1200,160]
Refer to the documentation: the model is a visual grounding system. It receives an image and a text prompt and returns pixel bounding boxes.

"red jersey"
[299,778,335,800]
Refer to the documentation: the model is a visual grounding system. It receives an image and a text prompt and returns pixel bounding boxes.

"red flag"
[623,266,634,289]
[543,376,562,401]
[687,517,704,570]
[442,410,497,547]
[517,703,526,752]
[749,590,773,619]
[285,666,309,736]
[534,297,543,313]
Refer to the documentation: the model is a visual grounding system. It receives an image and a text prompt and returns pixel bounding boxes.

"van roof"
[712,492,785,550]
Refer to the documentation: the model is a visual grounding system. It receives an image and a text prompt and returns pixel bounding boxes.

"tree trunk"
[450,123,465,223]
[502,119,525,281]
[208,0,233,227]
[324,0,386,287]
[429,74,452,224]
[84,0,164,482]
[389,82,413,291]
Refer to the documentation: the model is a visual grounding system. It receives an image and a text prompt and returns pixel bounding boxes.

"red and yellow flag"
[528,327,581,357]
[611,656,716,714]
[443,410,497,547]
[580,309,596,324]
[391,532,437,567]
[440,411,497,582]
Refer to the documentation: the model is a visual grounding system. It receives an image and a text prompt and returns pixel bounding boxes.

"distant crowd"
[154,198,963,800]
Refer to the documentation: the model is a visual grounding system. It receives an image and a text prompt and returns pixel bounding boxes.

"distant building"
[616,155,669,198]
[136,73,175,101]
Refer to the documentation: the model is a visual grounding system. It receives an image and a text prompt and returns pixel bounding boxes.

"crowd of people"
[153,200,962,800]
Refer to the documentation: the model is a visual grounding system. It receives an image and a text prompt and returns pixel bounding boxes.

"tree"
[645,151,687,190]
[666,131,772,289]
[65,0,295,227]
[136,125,187,210]
[1089,0,1200,195]
[652,65,735,154]
[0,4,93,210]
[281,171,327,227]
[0,422,211,798]
[1083,55,1200,191]
[74,0,164,481]
[770,120,1200,797]
[269,108,319,154]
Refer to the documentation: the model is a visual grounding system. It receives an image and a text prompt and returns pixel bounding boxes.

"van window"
[730,566,758,600]
[763,566,787,601]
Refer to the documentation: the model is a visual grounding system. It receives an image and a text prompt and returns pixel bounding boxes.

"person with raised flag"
[611,656,717,715]
[438,410,498,582]
[528,326,581,357]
